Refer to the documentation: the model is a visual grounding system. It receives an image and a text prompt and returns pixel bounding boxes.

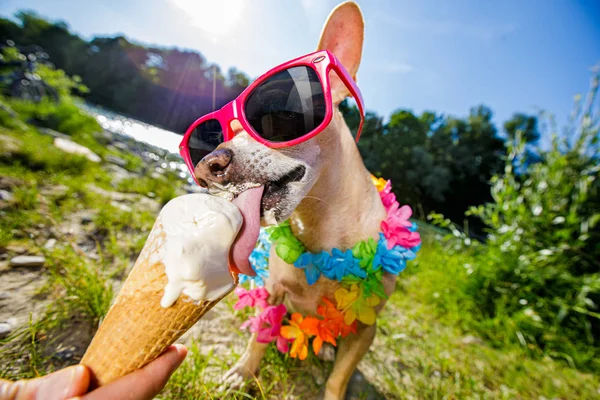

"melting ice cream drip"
[155,194,243,308]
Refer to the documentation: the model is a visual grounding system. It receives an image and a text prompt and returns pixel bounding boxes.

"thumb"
[0,365,90,400]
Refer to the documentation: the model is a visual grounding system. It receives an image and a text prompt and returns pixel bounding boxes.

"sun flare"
[171,0,244,35]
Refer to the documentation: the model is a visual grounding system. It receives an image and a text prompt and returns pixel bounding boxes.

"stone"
[9,255,46,268]
[40,184,69,197]
[460,335,482,345]
[111,201,132,213]
[53,137,101,163]
[0,134,22,154]
[0,319,17,339]
[113,141,129,152]
[38,127,70,140]
[43,238,57,249]
[105,164,135,183]
[5,244,28,254]
[81,214,94,225]
[54,347,76,362]
[106,155,128,167]
[0,189,13,201]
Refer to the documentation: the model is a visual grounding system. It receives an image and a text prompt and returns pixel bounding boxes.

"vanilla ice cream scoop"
[151,193,243,307]
[81,192,244,387]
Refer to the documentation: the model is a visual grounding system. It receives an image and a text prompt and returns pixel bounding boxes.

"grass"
[159,235,600,399]
[117,175,181,206]
[0,97,159,380]
[1,95,599,398]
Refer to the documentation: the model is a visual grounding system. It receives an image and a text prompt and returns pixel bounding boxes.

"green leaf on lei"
[342,267,387,300]
[352,238,378,269]
[267,221,305,264]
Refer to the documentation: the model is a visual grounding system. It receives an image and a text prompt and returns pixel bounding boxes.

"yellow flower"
[370,175,387,192]
[335,284,381,326]
[280,313,309,360]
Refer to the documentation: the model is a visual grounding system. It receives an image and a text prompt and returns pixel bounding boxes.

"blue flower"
[326,248,366,281]
[313,251,334,279]
[373,234,417,275]
[408,222,418,232]
[243,229,271,287]
[293,252,321,285]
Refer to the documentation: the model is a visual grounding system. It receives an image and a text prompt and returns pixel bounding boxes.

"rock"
[5,244,28,254]
[43,238,57,249]
[80,213,94,225]
[105,164,135,183]
[53,137,101,163]
[113,141,129,152]
[0,291,10,300]
[0,134,22,154]
[38,127,71,140]
[0,318,17,339]
[87,184,137,202]
[40,184,69,197]
[0,189,13,201]
[460,335,482,345]
[9,255,46,268]
[106,155,128,167]
[53,347,76,362]
[111,201,132,213]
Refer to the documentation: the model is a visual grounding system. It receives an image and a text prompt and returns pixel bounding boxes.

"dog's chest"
[267,255,341,316]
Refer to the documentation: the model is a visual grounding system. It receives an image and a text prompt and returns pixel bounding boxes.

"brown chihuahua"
[194,3,396,399]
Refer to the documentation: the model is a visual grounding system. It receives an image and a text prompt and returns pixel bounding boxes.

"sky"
[2,0,600,132]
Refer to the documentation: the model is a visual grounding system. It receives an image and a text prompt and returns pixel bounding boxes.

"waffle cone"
[80,220,238,387]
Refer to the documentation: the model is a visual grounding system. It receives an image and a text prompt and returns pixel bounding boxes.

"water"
[83,104,197,185]
[84,104,182,155]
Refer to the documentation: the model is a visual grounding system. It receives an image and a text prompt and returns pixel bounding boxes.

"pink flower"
[234,287,269,310]
[386,202,413,229]
[379,180,397,212]
[241,304,292,353]
[381,220,421,249]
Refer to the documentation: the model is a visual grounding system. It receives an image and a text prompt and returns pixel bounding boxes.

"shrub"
[466,71,600,370]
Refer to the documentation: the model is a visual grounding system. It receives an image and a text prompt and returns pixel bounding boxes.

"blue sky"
[2,0,600,133]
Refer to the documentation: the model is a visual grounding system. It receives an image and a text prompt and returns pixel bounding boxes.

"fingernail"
[173,344,188,358]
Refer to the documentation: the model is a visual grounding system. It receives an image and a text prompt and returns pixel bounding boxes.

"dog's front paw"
[219,362,256,392]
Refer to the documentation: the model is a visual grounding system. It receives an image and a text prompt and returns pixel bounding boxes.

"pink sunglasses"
[179,50,365,184]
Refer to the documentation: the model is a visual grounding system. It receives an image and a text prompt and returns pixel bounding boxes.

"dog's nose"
[194,149,233,188]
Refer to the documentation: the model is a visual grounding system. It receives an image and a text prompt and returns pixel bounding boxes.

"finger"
[0,365,89,400]
[79,344,187,400]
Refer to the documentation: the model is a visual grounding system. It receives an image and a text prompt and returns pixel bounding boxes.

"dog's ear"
[317,1,364,105]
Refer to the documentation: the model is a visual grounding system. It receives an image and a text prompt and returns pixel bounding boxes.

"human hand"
[0,344,187,400]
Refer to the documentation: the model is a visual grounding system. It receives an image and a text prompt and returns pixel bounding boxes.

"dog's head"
[195,2,365,225]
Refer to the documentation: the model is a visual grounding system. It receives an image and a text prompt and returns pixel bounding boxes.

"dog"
[194,3,395,399]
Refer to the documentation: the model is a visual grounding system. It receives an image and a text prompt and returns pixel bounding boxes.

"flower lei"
[235,176,421,360]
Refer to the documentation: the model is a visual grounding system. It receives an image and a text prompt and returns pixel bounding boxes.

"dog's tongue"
[229,186,264,276]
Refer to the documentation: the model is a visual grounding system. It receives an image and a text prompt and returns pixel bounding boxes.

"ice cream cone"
[80,218,238,387]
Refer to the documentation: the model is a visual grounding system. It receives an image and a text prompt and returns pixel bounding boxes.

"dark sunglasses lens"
[188,119,223,166]
[245,66,325,143]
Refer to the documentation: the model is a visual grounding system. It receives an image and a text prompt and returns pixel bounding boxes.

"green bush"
[466,71,600,370]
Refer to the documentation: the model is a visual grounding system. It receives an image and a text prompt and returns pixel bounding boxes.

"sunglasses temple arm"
[331,60,366,142]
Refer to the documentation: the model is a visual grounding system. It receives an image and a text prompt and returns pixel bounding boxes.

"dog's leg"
[222,280,285,389]
[222,331,269,388]
[323,323,377,400]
